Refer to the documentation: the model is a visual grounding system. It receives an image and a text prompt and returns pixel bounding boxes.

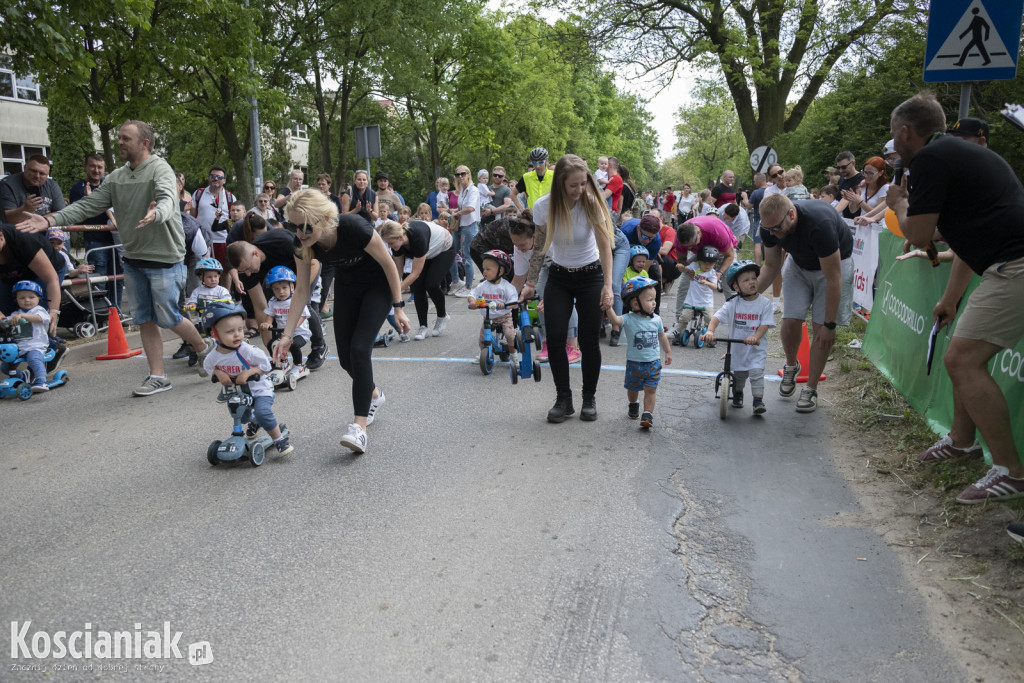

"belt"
[550,260,601,273]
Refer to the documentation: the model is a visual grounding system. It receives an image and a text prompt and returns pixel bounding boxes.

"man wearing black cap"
[374,172,403,218]
[948,117,989,147]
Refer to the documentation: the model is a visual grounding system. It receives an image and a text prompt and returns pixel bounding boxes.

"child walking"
[261,266,311,371]
[467,250,519,362]
[702,260,774,415]
[605,276,672,429]
[202,302,293,455]
[1,281,52,392]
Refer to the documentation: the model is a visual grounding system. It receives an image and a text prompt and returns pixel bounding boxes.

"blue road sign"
[924,0,1024,82]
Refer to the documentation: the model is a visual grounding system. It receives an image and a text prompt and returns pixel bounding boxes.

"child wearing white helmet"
[703,260,774,415]
[1,281,51,391]
[605,275,672,429]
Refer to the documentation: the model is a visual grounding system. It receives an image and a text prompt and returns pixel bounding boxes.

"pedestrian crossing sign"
[924,0,1023,82]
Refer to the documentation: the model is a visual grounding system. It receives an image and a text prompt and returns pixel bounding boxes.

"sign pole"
[958,82,972,119]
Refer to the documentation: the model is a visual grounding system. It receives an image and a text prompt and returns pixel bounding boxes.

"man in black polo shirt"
[756,194,854,413]
[886,91,1024,504]
[227,228,328,369]
[834,151,864,221]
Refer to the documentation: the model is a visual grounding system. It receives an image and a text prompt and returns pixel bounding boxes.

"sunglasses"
[638,231,657,240]
[209,174,225,180]
[770,170,784,178]
[454,172,468,177]
[761,220,786,233]
[263,185,275,190]
[836,163,851,171]
[283,221,314,235]
[492,173,504,179]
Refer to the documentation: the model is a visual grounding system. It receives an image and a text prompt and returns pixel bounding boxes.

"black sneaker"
[1008,523,1024,545]
[752,398,766,415]
[171,341,191,360]
[245,421,261,438]
[580,395,597,421]
[732,389,744,408]
[599,324,607,339]
[274,436,294,456]
[46,344,67,373]
[609,329,621,347]
[187,349,199,367]
[640,411,654,429]
[627,402,640,419]
[306,345,328,370]
[547,394,575,423]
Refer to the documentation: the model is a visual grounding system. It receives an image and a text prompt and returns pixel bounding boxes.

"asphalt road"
[1,285,963,681]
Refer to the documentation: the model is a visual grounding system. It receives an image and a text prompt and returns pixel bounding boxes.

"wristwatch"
[393,300,405,308]
[823,321,837,330]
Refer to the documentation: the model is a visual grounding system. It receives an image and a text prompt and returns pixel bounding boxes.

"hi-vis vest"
[523,170,553,208]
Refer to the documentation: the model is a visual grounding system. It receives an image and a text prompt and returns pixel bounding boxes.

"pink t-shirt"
[674,215,738,256]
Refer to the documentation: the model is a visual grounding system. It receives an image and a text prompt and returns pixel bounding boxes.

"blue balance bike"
[471,297,542,384]
[207,384,288,466]
[0,318,68,400]
[676,307,709,349]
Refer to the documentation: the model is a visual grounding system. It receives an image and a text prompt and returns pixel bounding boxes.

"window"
[2,143,50,175]
[0,56,42,103]
[292,122,308,140]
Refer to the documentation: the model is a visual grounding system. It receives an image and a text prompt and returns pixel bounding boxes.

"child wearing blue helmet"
[261,265,311,370]
[624,244,649,282]
[202,302,293,455]
[1,281,51,391]
[703,260,774,415]
[605,275,672,428]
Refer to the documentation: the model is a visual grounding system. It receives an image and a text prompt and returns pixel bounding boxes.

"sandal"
[246,327,260,339]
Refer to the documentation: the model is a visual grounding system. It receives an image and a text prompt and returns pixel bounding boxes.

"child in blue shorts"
[605,276,672,429]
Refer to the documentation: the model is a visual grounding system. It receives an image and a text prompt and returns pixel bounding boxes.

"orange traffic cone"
[96,307,143,360]
[777,321,825,383]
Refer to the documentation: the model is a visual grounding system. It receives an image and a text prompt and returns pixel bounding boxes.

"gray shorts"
[782,256,854,326]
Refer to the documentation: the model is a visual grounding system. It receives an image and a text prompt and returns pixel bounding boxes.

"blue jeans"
[449,221,479,287]
[245,395,279,432]
[84,234,123,308]
[611,228,630,317]
[122,260,186,328]
[2,349,45,383]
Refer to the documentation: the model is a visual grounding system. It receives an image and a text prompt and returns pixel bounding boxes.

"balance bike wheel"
[719,375,731,420]
[696,328,706,348]
[480,348,493,375]
[510,360,519,384]
[681,329,691,347]
[250,443,265,466]
[287,373,297,391]
[533,361,542,382]
[17,383,33,400]
[207,441,222,466]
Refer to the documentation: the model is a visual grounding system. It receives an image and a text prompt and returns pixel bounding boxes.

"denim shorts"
[123,260,186,328]
[624,359,662,391]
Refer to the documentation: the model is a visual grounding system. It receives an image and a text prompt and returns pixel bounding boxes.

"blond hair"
[284,188,338,262]
[784,166,804,184]
[415,202,432,219]
[378,220,405,242]
[758,193,793,223]
[543,154,613,253]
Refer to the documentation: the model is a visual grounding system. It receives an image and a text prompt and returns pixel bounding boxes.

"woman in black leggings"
[520,154,614,423]
[274,190,410,454]
[379,219,456,341]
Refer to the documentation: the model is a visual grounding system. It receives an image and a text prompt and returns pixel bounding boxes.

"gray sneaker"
[133,375,172,396]
[431,314,451,337]
[195,337,216,377]
[779,362,801,397]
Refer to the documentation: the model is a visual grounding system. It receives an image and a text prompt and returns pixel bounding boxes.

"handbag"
[447,212,460,233]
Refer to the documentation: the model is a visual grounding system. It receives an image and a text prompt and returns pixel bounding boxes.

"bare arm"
[756,245,782,293]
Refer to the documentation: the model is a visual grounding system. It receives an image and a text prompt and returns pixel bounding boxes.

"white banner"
[849,219,883,312]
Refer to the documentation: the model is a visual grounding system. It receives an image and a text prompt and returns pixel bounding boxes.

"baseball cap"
[883,139,896,156]
[374,171,389,181]
[949,117,989,142]
[638,214,661,233]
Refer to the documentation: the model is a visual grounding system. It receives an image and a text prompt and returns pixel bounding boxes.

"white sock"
[150,375,166,380]
[773,297,781,305]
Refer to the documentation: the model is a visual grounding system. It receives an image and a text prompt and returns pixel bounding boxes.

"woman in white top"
[449,165,481,297]
[846,156,889,221]
[764,163,786,196]
[522,154,614,423]
[676,183,697,220]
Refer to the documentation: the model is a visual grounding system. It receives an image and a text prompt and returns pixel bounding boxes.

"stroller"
[57,277,120,339]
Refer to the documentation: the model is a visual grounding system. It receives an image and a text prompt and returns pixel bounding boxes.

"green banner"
[863,232,1024,464]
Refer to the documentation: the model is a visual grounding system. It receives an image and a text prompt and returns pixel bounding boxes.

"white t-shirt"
[677,194,697,216]
[476,182,492,209]
[13,306,49,354]
[186,284,232,306]
[594,169,609,186]
[470,279,518,319]
[459,184,480,226]
[683,268,718,309]
[192,187,235,244]
[202,342,275,398]
[719,205,750,242]
[712,294,775,371]
[764,184,785,196]
[531,194,600,268]
[513,245,532,277]
[264,295,311,340]
[859,183,889,214]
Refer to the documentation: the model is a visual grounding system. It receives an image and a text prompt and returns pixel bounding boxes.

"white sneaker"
[413,325,430,341]
[431,314,451,337]
[772,299,782,314]
[366,388,385,426]
[340,423,367,454]
[447,280,464,295]
[195,337,216,377]
[454,287,473,298]
[287,364,305,377]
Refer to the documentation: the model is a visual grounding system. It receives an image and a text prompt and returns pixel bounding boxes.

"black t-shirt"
[311,214,386,286]
[712,183,737,208]
[395,220,433,259]
[761,200,852,271]
[240,228,300,290]
[837,172,864,220]
[69,180,110,226]
[908,135,1024,275]
[0,223,63,285]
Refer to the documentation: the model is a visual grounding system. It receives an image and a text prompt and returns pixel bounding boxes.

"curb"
[64,327,180,367]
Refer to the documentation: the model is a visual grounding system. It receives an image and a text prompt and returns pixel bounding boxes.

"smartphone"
[26,186,40,198]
